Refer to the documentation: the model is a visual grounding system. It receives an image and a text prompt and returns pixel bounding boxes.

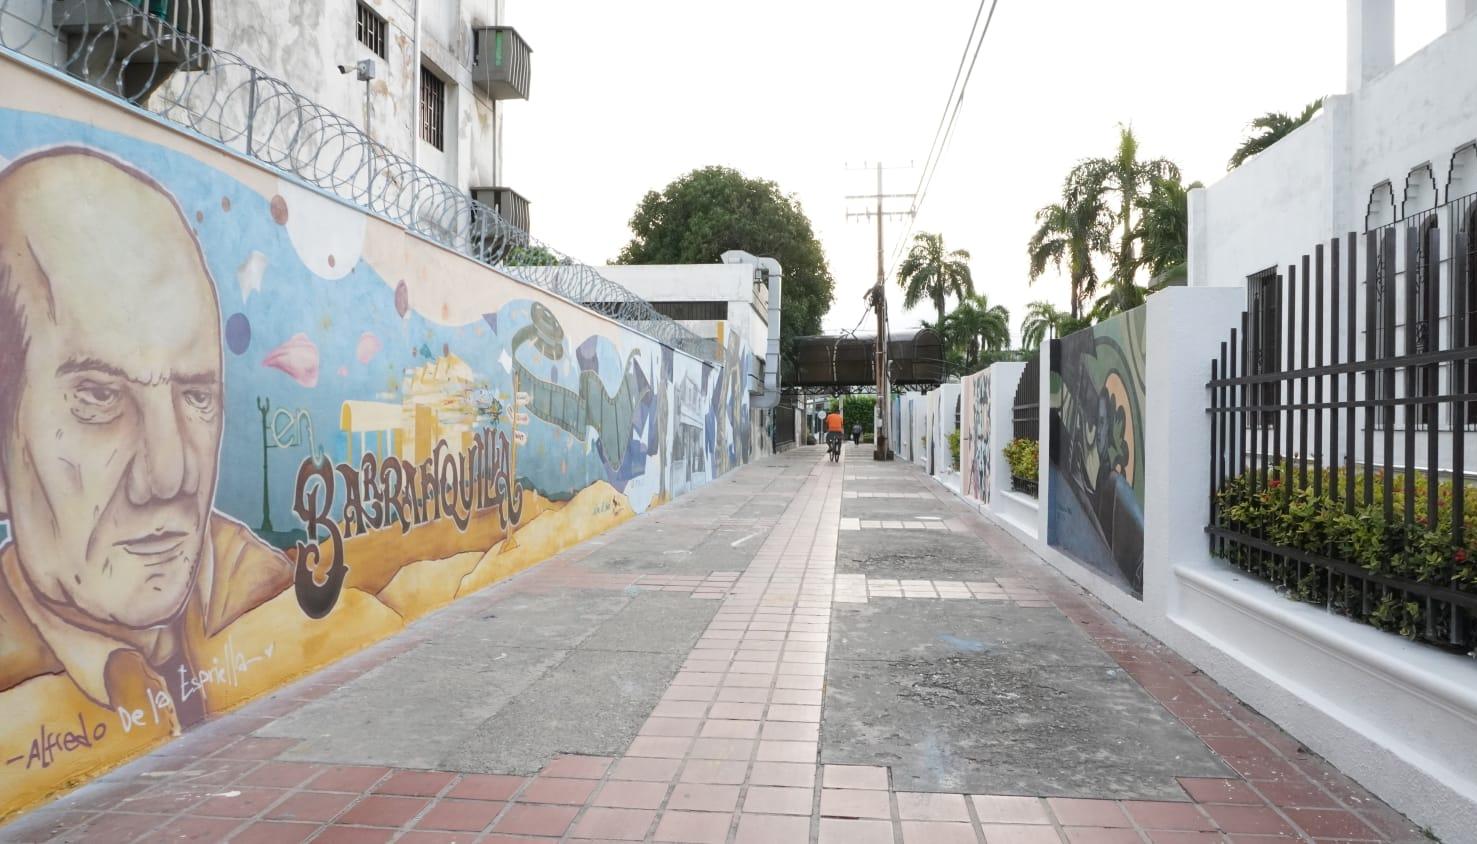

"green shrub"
[1003,437,1038,482]
[948,430,961,470]
[1214,465,1476,646]
[843,396,876,437]
[1216,467,1475,590]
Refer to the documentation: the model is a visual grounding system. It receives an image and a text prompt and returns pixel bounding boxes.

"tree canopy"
[939,292,1009,372]
[615,166,835,358]
[1029,125,1184,323]
[897,232,975,329]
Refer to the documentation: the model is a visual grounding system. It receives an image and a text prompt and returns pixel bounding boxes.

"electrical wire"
[884,0,1002,280]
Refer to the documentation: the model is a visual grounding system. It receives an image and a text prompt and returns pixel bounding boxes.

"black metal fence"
[1206,213,1476,653]
[1012,355,1040,441]
[1009,356,1041,496]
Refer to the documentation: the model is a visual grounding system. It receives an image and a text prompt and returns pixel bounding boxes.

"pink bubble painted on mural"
[262,332,320,387]
[356,331,382,364]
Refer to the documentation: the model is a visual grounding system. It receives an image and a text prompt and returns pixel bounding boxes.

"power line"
[914,0,1000,223]
[885,0,1002,278]
[909,0,989,215]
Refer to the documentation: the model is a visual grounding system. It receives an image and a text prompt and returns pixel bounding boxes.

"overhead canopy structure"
[790,328,946,394]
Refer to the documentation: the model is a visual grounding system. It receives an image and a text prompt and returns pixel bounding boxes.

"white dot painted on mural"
[274,179,366,281]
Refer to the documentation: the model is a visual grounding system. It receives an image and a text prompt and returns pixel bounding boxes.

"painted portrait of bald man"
[0,148,293,740]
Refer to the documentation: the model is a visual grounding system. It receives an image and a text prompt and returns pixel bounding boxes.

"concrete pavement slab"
[261,645,568,769]
[443,648,687,774]
[838,528,1013,579]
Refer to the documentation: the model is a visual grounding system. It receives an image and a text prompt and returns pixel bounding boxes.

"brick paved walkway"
[0,447,1432,843]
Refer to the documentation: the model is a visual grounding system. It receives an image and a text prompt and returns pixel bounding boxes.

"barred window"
[1467,205,1477,424]
[1412,217,1439,429]
[357,2,386,59]
[1247,268,1280,426]
[420,66,444,151]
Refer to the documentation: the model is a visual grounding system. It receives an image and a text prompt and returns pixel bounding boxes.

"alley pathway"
[1,447,1430,843]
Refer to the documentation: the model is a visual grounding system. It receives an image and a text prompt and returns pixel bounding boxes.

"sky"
[503,0,1447,342]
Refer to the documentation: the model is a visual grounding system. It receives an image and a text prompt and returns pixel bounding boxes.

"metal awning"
[790,328,945,393]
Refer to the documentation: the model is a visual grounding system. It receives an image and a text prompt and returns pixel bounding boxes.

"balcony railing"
[51,0,210,98]
[472,186,530,235]
[471,26,530,101]
[0,1,712,358]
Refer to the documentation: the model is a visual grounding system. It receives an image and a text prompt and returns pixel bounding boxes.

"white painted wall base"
[920,287,1477,840]
[1041,288,1477,841]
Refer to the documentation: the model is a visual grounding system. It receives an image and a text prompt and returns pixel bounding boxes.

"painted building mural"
[1046,307,1147,596]
[960,370,991,503]
[0,103,755,817]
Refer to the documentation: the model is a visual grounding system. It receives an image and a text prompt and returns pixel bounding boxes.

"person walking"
[851,423,862,446]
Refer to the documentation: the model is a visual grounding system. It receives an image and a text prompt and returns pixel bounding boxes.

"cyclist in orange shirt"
[824,409,845,458]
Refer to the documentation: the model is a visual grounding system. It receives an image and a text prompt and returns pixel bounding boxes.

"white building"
[597,253,777,396]
[1188,0,1477,475]
[1190,1,1476,285]
[2,0,532,230]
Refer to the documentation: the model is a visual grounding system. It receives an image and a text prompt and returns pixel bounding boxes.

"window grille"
[357,2,386,59]
[1412,217,1439,429]
[420,65,444,151]
[1248,268,1280,426]
[1467,204,1477,425]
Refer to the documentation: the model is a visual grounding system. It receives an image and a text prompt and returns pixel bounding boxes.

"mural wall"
[1046,307,1147,596]
[960,370,991,503]
[0,96,755,816]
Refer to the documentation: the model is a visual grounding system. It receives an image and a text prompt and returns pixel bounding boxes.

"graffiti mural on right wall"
[960,370,990,503]
[1047,307,1146,597]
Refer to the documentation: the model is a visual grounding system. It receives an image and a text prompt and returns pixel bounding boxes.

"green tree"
[1067,125,1180,297]
[1088,280,1146,320]
[504,244,561,266]
[1228,99,1323,170]
[842,395,876,438]
[1020,300,1068,350]
[939,293,1010,371]
[1027,186,1108,320]
[616,166,835,357]
[897,232,975,329]
[1136,176,1203,287]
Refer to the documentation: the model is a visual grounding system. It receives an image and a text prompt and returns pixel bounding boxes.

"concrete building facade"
[0,0,532,227]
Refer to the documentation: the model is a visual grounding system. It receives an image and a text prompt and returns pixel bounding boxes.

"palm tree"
[1228,99,1323,170]
[898,232,974,328]
[1136,176,1202,287]
[940,293,1010,370]
[1020,300,1069,350]
[1027,188,1107,320]
[1068,126,1180,292]
[1089,280,1147,320]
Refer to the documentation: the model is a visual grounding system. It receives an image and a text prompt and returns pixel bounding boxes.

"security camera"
[336,60,376,81]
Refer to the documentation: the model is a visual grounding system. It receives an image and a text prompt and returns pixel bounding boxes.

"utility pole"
[846,162,914,461]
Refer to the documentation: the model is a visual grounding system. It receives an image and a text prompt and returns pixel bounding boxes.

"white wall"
[953,288,1477,842]
[1192,13,1477,292]
[986,362,1039,539]
[1192,103,1338,290]
[597,264,770,364]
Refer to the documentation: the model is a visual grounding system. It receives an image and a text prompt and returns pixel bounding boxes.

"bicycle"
[826,432,842,463]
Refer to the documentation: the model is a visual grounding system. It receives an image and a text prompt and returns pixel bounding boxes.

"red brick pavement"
[0,450,1431,843]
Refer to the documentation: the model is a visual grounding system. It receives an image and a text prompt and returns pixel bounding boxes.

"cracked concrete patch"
[838,529,1011,579]
[823,592,1229,799]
